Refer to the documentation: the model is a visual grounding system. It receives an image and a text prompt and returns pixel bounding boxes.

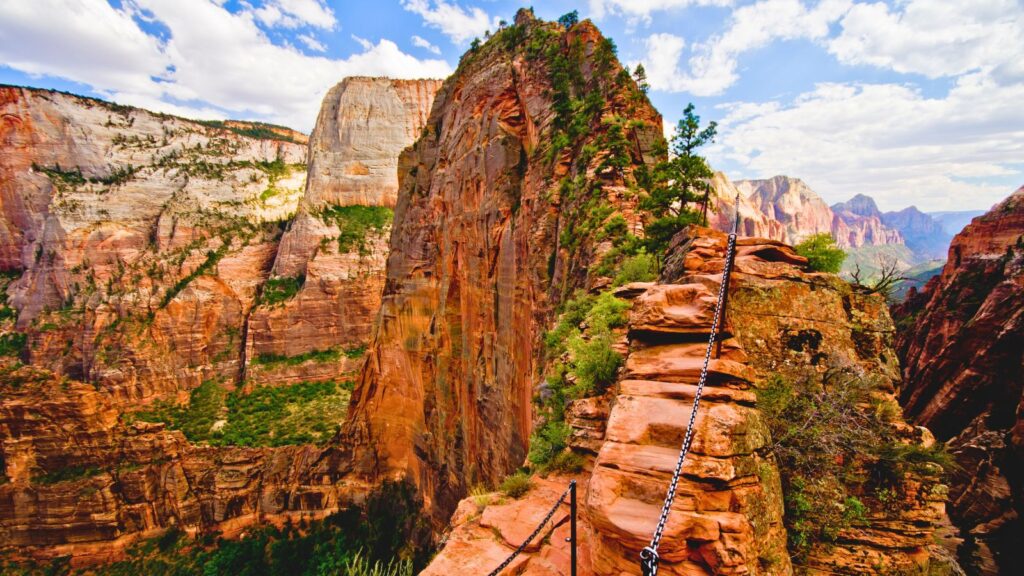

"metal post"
[569,480,578,576]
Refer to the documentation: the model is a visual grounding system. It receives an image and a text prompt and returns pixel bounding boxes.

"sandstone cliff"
[423,227,947,575]
[894,185,1024,575]
[0,80,440,563]
[340,10,664,520]
[245,77,441,386]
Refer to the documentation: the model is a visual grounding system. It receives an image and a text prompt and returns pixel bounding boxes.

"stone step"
[629,284,733,337]
[604,396,769,457]
[618,380,756,405]
[624,343,753,384]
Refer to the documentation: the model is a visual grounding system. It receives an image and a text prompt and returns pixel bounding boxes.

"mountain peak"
[833,193,882,218]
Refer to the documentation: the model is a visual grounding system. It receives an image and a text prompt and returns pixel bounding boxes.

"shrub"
[566,333,622,396]
[0,332,27,357]
[257,274,304,307]
[613,250,658,286]
[759,368,952,559]
[528,420,572,467]
[500,471,532,498]
[315,205,393,255]
[795,233,846,273]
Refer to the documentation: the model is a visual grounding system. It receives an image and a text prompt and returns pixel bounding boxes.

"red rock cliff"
[894,185,1024,575]
[340,11,664,520]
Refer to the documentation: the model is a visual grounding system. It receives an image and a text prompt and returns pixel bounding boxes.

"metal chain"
[487,481,575,576]
[641,198,742,576]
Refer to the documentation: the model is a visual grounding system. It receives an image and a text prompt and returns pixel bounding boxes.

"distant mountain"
[712,175,957,278]
[928,210,986,237]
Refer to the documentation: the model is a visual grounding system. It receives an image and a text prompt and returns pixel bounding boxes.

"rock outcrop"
[341,11,664,521]
[423,227,947,574]
[244,77,441,386]
[894,186,1024,575]
[0,80,441,563]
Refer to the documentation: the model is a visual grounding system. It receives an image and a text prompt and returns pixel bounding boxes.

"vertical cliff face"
[0,86,308,401]
[342,11,664,519]
[894,186,1024,575]
[0,80,442,562]
[244,78,441,386]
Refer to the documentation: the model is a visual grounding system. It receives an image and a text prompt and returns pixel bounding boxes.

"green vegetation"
[499,471,533,498]
[2,481,431,576]
[759,369,952,560]
[636,104,718,256]
[257,275,304,307]
[252,345,365,368]
[613,250,658,286]
[795,233,846,273]
[314,205,393,255]
[133,379,352,447]
[196,119,306,145]
[0,332,26,357]
[160,244,229,307]
[32,465,104,485]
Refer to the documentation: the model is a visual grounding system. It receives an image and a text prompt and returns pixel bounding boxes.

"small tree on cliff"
[558,10,579,29]
[639,103,718,256]
[795,233,846,273]
[633,63,650,94]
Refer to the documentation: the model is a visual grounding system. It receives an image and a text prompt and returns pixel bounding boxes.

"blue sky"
[1,0,1022,211]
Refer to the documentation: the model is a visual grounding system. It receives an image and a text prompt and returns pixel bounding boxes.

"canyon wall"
[245,77,442,386]
[423,227,948,575]
[894,186,1024,575]
[0,79,440,562]
[341,10,664,520]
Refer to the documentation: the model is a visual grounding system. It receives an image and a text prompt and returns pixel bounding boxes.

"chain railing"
[486,480,577,576]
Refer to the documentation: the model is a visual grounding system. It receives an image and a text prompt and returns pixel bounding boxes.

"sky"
[1,1,1022,212]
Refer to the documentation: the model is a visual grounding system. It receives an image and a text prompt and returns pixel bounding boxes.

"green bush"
[500,471,533,498]
[795,233,846,273]
[134,379,351,447]
[613,250,658,286]
[527,420,572,467]
[566,334,622,396]
[257,275,304,307]
[33,465,103,485]
[315,205,393,255]
[0,332,27,357]
[759,369,952,559]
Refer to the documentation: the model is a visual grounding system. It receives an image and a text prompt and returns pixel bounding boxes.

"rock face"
[708,172,784,241]
[894,186,1024,575]
[244,77,441,386]
[737,178,903,249]
[423,227,946,575]
[0,80,441,562]
[341,11,664,521]
[0,362,346,566]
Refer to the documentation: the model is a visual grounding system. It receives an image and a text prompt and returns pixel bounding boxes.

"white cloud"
[252,0,337,30]
[709,75,1024,211]
[297,33,326,52]
[0,0,452,132]
[829,0,1024,79]
[401,0,499,45]
[0,0,170,96]
[351,35,373,50]
[412,35,441,55]
[589,0,735,23]
[636,0,852,95]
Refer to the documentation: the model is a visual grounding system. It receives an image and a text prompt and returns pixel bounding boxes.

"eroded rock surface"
[894,186,1024,575]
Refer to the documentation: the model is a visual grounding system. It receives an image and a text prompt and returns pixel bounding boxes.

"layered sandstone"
[424,227,947,574]
[708,172,784,241]
[341,11,665,520]
[0,85,307,401]
[894,186,1024,575]
[0,360,349,566]
[245,77,442,386]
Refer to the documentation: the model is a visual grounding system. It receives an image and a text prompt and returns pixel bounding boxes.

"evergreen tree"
[558,10,579,29]
[633,63,649,94]
[639,103,718,255]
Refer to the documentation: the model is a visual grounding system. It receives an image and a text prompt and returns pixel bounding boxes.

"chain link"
[641,219,740,576]
[486,481,575,576]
